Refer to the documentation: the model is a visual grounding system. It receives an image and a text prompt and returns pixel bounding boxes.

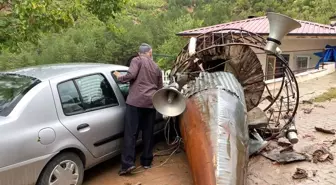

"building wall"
[282,39,336,71]
[254,38,336,76]
[252,47,267,73]
[264,62,336,91]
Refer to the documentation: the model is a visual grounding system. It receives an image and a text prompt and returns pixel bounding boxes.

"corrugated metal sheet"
[178,16,336,36]
[183,72,245,103]
[182,71,249,184]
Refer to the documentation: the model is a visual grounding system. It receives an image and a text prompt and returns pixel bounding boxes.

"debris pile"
[260,140,308,164]
[259,133,335,163]
[124,183,141,185]
[302,100,313,105]
[303,108,313,114]
[292,168,308,179]
[314,104,325,109]
[300,100,326,114]
[250,100,336,183]
[315,127,336,135]
[312,147,334,163]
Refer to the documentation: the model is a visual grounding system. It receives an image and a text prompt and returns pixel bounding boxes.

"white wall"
[265,62,336,91]
[251,47,267,73]
[253,38,336,75]
[282,39,336,71]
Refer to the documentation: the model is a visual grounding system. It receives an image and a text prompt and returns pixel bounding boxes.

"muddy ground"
[247,100,336,185]
[83,141,193,185]
[83,73,336,185]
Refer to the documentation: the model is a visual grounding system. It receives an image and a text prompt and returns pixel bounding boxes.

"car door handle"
[77,123,89,131]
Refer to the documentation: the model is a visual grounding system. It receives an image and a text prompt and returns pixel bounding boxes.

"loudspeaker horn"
[152,83,186,117]
[264,12,301,53]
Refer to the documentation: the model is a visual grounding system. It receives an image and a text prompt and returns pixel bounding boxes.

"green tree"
[0,0,129,52]
[157,14,203,69]
[2,0,336,71]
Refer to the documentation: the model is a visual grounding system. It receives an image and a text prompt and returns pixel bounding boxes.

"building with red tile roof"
[177,16,336,79]
[177,16,336,37]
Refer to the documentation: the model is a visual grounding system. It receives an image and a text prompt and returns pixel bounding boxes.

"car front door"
[111,71,165,147]
[53,73,125,158]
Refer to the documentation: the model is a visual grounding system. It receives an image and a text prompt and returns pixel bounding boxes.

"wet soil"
[83,141,193,185]
[84,73,336,185]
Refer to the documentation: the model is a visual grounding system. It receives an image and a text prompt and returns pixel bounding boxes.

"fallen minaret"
[180,72,248,184]
[153,12,301,185]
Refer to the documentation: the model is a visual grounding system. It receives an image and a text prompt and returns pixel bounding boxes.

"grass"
[312,87,336,102]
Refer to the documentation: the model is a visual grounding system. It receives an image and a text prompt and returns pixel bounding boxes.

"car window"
[111,71,129,100]
[58,74,119,115]
[58,81,84,115]
[75,74,119,110]
[0,74,40,117]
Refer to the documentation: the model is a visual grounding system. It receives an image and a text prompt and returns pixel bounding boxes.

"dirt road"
[247,100,336,185]
[247,73,336,185]
[84,73,336,185]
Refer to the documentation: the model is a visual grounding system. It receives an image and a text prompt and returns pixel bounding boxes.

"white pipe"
[188,37,197,56]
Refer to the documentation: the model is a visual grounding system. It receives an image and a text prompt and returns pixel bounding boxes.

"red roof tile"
[177,16,336,36]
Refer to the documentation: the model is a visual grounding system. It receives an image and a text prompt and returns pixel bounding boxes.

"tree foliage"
[0,0,128,51]
[1,0,336,71]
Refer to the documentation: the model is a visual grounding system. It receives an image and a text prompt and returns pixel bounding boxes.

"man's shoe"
[118,165,136,176]
[142,165,151,169]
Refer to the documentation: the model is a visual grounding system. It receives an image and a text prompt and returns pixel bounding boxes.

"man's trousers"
[121,104,156,170]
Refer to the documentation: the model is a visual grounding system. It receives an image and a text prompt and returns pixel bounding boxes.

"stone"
[247,107,269,129]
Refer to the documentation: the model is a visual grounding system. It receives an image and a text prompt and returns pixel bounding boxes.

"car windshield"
[0,73,40,116]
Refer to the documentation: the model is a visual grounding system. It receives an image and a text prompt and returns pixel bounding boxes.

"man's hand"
[113,71,121,78]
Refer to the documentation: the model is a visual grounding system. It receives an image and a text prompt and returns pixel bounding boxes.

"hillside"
[1,0,336,70]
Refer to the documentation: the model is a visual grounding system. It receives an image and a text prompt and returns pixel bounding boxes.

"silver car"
[0,63,165,185]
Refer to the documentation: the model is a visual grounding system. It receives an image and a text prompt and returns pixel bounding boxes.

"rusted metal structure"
[153,13,301,185]
[179,72,248,184]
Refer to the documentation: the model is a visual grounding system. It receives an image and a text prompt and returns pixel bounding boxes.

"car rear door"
[51,72,126,158]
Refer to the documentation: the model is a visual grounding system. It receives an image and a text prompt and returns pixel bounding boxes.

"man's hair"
[139,43,152,54]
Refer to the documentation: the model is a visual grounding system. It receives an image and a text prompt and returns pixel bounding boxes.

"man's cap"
[139,43,152,54]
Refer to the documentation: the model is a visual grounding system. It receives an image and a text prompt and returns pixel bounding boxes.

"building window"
[296,56,309,72]
[266,54,291,80]
[266,55,276,80]
[281,54,290,63]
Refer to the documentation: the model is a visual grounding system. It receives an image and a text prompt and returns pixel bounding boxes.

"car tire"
[37,152,84,185]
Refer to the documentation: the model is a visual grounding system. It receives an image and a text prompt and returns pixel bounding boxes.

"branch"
[0,0,12,11]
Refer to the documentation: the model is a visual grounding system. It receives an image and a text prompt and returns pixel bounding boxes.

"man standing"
[113,43,163,175]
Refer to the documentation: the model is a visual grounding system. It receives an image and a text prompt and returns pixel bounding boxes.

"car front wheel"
[37,152,84,185]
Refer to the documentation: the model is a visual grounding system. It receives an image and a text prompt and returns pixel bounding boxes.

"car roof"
[2,63,129,81]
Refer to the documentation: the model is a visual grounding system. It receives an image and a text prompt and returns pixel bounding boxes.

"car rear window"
[0,73,41,117]
[58,73,119,116]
